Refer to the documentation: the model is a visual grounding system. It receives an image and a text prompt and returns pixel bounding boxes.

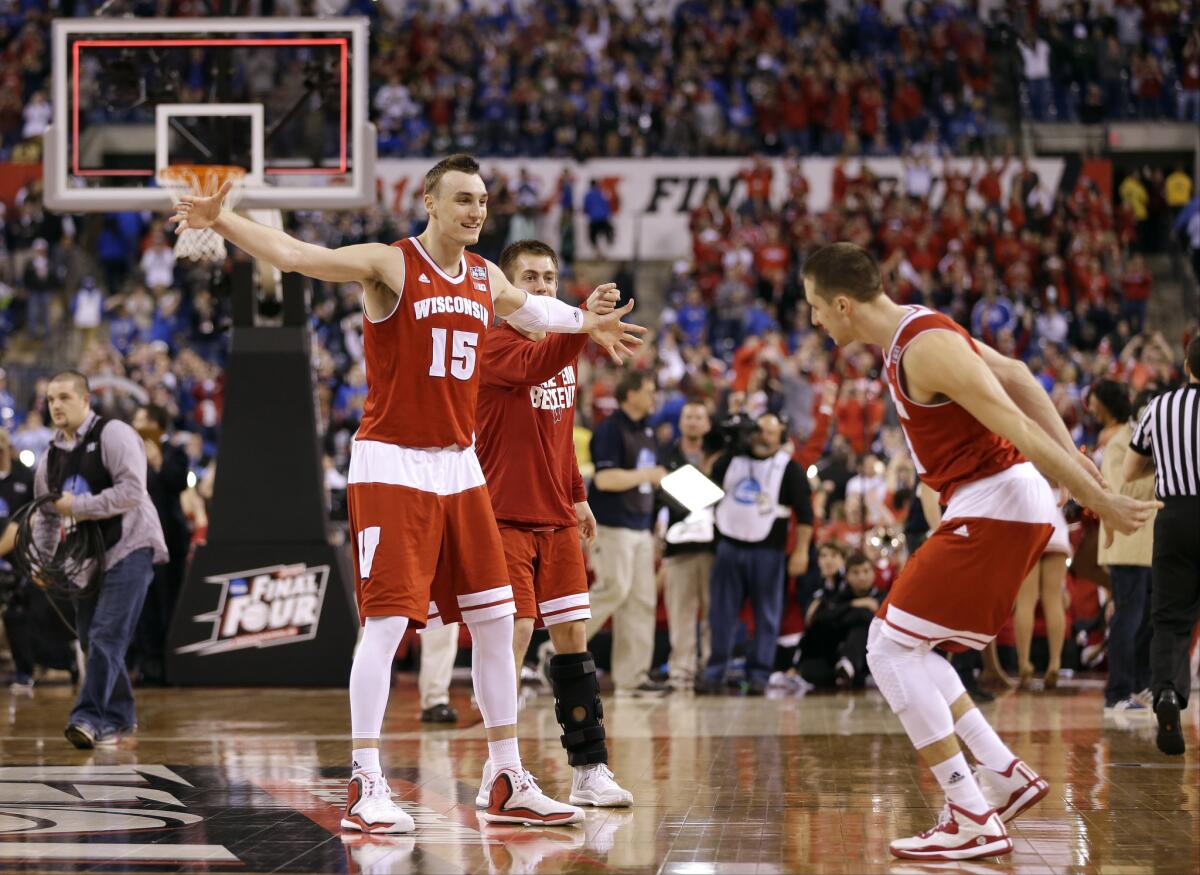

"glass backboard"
[44,17,375,212]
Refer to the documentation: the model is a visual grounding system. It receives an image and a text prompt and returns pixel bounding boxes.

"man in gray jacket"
[35,371,166,748]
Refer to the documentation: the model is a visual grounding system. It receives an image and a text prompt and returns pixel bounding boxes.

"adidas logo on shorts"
[953,524,969,537]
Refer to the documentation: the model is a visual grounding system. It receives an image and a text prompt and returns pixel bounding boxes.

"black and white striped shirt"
[1130,383,1200,499]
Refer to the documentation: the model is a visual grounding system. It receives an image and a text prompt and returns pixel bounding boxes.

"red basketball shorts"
[348,440,512,628]
[498,525,590,627]
[879,462,1055,652]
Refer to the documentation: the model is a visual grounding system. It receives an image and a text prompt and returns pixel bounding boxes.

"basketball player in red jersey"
[474,239,634,811]
[801,243,1159,861]
[171,155,646,833]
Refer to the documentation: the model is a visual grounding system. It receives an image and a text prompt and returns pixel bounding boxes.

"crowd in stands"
[2,1,1200,166]
[0,154,1196,537]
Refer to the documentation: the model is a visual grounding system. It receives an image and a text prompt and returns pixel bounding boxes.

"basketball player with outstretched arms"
[801,243,1159,861]
[474,239,634,811]
[171,154,646,832]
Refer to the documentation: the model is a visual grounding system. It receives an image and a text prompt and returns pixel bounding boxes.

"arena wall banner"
[373,157,1065,261]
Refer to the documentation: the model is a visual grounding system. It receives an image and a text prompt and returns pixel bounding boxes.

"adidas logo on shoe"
[948,771,965,784]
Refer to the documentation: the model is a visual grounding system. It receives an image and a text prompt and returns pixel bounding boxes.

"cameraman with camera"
[33,372,166,748]
[698,412,813,695]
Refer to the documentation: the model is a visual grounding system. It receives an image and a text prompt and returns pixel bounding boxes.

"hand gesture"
[587,299,647,364]
[168,179,235,234]
[1095,492,1162,547]
[585,282,621,316]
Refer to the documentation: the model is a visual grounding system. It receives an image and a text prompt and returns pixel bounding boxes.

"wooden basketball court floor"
[0,676,1195,874]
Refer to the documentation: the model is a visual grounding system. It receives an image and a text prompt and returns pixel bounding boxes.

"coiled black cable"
[8,495,106,599]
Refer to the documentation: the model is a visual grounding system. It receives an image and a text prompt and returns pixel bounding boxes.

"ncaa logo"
[732,477,763,505]
[61,475,93,496]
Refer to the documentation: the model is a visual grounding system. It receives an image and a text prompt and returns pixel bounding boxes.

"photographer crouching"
[697,412,813,695]
[33,371,166,748]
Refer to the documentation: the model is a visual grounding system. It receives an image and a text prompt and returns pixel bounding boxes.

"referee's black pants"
[1150,497,1200,708]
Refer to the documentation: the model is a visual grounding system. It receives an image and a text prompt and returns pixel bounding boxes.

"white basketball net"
[159,165,247,263]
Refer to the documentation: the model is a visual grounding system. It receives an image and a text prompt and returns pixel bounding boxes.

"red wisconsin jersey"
[357,238,494,449]
[476,324,588,528]
[885,306,1024,502]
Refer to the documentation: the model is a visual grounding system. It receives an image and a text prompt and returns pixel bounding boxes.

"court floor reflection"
[0,676,1195,873]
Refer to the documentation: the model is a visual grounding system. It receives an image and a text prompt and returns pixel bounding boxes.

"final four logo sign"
[175,563,329,656]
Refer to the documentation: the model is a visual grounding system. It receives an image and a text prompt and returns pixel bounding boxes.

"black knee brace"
[548,651,608,766]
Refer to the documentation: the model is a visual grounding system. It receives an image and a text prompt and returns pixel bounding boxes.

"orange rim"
[158,164,247,195]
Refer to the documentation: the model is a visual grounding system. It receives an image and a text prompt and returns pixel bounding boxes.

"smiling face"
[507,253,558,297]
[425,169,488,247]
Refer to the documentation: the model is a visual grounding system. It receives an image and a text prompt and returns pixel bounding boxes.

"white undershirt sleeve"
[503,291,586,333]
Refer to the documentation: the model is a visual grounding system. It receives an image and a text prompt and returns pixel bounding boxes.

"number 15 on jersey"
[429,328,478,380]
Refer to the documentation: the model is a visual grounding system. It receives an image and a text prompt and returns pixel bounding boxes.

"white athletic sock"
[488,737,521,772]
[930,753,991,816]
[349,616,410,740]
[955,708,1017,773]
[352,747,380,775]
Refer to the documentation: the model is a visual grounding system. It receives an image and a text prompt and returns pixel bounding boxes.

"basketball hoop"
[158,164,247,263]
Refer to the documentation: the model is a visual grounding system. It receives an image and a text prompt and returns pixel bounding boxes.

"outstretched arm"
[485,261,646,363]
[903,331,1159,538]
[169,181,394,285]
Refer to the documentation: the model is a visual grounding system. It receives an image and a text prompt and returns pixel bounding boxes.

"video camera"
[704,412,759,458]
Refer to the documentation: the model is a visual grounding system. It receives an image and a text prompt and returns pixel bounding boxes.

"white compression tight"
[865,619,957,749]
[469,614,518,728]
[349,616,410,739]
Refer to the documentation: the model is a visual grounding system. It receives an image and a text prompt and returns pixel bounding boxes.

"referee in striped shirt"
[1124,334,1200,756]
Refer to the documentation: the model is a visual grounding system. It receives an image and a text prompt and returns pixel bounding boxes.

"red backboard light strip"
[71,37,349,178]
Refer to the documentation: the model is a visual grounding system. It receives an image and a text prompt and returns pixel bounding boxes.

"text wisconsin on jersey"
[413,295,491,329]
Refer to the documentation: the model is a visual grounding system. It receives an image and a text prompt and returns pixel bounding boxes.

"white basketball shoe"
[569,764,633,807]
[889,803,1012,861]
[341,771,415,834]
[480,766,584,826]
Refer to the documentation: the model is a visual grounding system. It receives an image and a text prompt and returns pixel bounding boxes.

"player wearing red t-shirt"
[803,244,1158,862]
[172,155,645,833]
[474,239,634,810]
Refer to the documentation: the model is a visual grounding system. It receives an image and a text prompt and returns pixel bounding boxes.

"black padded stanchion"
[166,271,358,685]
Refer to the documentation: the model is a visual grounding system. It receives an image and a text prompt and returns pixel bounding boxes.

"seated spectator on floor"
[797,551,880,690]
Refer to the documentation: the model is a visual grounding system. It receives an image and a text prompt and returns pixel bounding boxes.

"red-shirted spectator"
[857,82,883,140]
[1120,253,1152,330]
[754,224,791,277]
[740,157,773,204]
[976,158,1007,207]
